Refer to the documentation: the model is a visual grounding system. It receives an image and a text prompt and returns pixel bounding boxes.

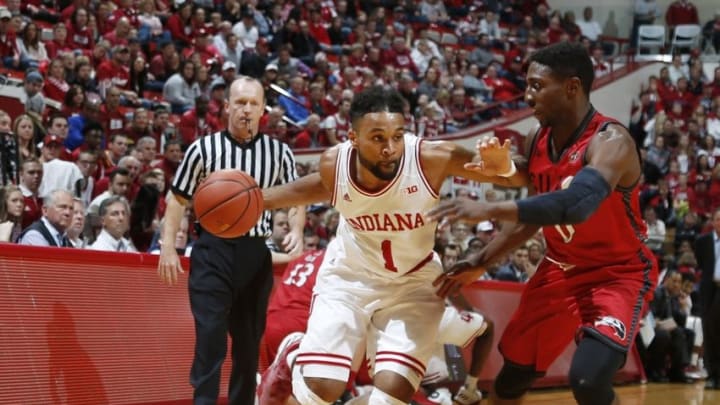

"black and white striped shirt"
[172,131,299,237]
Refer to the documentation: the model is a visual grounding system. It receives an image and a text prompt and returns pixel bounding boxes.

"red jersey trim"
[416,139,439,198]
[405,252,434,276]
[347,149,404,197]
[375,351,426,376]
[330,147,342,206]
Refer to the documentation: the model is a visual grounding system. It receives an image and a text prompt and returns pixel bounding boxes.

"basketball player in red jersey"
[261,249,325,368]
[427,41,658,405]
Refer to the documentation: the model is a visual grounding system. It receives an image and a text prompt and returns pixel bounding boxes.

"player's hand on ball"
[433,261,484,298]
[158,244,185,286]
[426,198,491,222]
[464,136,513,176]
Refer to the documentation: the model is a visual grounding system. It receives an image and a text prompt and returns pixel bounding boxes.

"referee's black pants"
[188,231,273,405]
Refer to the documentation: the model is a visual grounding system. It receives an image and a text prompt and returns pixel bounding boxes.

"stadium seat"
[636,25,666,55]
[669,24,702,55]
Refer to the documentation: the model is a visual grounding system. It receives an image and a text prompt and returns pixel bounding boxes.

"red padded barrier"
[0,245,232,405]
[462,281,645,391]
[0,246,643,403]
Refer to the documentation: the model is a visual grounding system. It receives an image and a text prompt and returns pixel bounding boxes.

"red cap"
[43,134,62,146]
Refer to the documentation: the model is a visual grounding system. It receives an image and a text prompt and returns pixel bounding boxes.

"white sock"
[691,352,699,366]
[464,375,478,389]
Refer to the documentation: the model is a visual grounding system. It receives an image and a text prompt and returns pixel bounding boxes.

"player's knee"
[493,362,537,399]
[373,370,416,402]
[291,376,336,405]
[568,368,615,405]
[367,387,408,405]
[568,373,614,405]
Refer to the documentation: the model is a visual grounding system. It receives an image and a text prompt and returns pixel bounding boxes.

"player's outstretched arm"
[434,222,541,298]
[262,148,337,210]
[424,140,529,188]
[428,125,640,226]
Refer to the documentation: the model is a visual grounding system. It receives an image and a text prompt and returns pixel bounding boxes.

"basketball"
[193,170,264,238]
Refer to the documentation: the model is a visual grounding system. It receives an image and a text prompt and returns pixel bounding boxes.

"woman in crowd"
[0,185,24,243]
[13,114,38,161]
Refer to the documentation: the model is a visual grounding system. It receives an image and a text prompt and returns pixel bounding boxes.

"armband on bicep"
[516,167,611,225]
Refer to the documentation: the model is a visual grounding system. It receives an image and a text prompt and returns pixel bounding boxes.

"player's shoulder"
[591,121,634,148]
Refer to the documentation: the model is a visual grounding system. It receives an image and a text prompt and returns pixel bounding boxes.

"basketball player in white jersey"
[261,86,522,405]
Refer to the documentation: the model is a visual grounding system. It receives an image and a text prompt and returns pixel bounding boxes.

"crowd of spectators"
[1,0,720,391]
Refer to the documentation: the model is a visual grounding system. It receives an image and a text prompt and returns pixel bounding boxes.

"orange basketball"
[193,170,264,238]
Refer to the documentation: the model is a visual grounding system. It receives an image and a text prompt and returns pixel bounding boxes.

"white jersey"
[330,134,440,278]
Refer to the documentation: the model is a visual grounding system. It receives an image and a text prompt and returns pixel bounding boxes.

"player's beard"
[357,151,400,181]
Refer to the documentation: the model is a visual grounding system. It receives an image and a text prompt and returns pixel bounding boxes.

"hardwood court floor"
[523,382,719,404]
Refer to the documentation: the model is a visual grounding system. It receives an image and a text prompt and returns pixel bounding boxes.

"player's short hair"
[349,86,405,126]
[529,42,594,97]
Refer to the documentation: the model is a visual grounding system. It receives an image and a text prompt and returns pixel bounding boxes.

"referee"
[158,76,305,405]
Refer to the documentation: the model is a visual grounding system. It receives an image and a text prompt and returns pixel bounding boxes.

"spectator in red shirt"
[448,88,479,129]
[18,158,43,230]
[67,7,95,53]
[109,0,140,29]
[150,107,173,150]
[546,15,567,44]
[43,58,70,106]
[0,9,21,70]
[99,87,127,136]
[178,96,222,147]
[666,0,699,30]
[166,1,193,46]
[293,114,329,149]
[125,108,153,144]
[482,64,522,104]
[383,36,419,78]
[149,40,177,84]
[60,0,86,22]
[102,17,132,48]
[152,139,182,191]
[46,22,73,59]
[181,29,223,68]
[96,45,132,99]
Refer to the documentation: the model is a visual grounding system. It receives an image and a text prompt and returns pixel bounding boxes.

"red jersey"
[528,109,649,269]
[267,250,325,320]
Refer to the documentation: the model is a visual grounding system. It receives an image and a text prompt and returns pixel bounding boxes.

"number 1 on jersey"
[381,240,398,272]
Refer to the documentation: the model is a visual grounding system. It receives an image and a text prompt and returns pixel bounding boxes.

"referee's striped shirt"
[171,130,299,238]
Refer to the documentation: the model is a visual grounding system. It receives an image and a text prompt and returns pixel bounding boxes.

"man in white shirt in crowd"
[89,195,136,252]
[577,6,603,43]
[38,134,83,199]
[18,189,73,247]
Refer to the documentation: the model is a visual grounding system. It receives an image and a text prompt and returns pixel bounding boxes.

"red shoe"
[257,332,304,405]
